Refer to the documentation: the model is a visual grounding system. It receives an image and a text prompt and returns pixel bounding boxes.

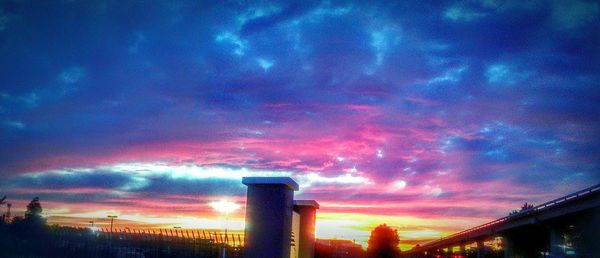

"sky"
[1,0,599,250]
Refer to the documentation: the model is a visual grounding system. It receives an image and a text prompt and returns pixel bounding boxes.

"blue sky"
[0,0,599,247]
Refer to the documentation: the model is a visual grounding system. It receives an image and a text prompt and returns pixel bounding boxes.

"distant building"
[315,239,365,258]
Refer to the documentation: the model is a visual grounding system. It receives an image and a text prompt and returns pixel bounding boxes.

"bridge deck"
[406,184,600,253]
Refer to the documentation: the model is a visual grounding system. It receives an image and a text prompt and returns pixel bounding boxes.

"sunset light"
[1,1,599,257]
[209,200,241,215]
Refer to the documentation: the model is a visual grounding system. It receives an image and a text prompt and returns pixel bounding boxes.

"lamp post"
[108,215,118,232]
[89,221,97,233]
[107,215,118,252]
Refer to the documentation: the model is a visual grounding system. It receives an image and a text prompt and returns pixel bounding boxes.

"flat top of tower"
[242,177,299,191]
[294,200,320,209]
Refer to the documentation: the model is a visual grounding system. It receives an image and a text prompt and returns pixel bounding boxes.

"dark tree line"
[0,197,51,257]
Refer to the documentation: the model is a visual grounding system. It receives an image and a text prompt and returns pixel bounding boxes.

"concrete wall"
[290,211,300,258]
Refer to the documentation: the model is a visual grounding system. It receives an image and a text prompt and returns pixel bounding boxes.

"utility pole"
[0,196,10,223]
[6,203,11,223]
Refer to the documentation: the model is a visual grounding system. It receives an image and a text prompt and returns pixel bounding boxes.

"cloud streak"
[0,0,599,249]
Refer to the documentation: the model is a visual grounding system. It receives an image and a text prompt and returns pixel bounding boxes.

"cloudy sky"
[1,0,599,249]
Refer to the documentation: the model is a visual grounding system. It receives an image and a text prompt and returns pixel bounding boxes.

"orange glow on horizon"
[36,209,491,250]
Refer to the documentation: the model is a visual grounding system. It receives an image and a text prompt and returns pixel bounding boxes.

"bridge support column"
[243,177,299,258]
[476,240,485,258]
[503,236,514,258]
[460,244,466,256]
[548,229,565,258]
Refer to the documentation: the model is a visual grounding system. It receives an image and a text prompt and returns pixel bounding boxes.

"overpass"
[404,184,600,258]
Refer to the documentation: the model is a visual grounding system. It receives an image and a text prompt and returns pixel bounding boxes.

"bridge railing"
[412,183,600,251]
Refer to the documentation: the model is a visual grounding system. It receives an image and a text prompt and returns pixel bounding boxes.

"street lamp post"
[107,215,118,252]
[89,221,96,233]
[108,215,118,232]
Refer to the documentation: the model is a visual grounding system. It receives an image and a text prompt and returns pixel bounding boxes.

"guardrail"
[410,183,600,251]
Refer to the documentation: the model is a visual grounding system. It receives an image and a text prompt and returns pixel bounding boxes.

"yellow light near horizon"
[314,212,482,249]
[46,206,484,250]
[209,200,240,214]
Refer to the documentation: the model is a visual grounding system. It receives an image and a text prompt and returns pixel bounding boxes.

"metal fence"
[2,225,244,258]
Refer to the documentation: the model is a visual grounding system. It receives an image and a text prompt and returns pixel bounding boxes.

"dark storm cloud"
[0,166,247,205]
[137,176,246,196]
[0,170,131,190]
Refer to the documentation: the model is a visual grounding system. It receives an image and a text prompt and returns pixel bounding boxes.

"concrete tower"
[243,177,299,258]
[294,200,319,258]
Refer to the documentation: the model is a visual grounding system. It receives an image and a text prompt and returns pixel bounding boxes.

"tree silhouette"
[11,197,46,234]
[509,202,535,215]
[3,197,49,256]
[25,197,43,221]
[520,202,534,210]
[366,224,401,258]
